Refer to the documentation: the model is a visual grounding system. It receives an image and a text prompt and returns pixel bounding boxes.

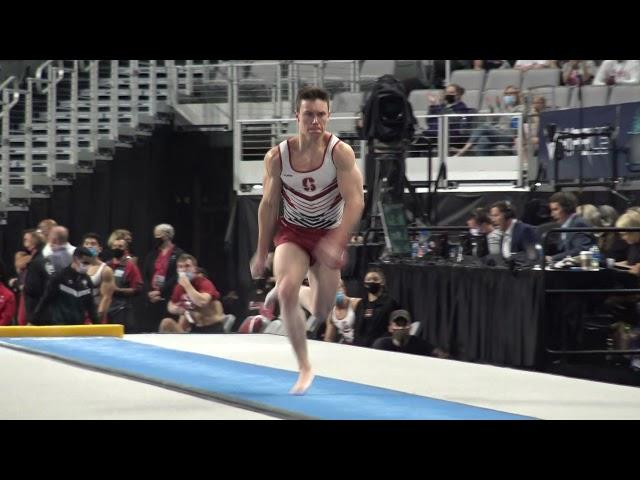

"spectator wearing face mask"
[105,231,143,332]
[423,84,473,151]
[81,233,115,324]
[353,267,400,348]
[324,278,361,344]
[159,254,224,334]
[142,223,184,333]
[32,247,98,326]
[372,309,449,358]
[454,85,524,157]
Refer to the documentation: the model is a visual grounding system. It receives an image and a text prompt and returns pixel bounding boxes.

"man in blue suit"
[489,201,539,260]
[546,191,595,262]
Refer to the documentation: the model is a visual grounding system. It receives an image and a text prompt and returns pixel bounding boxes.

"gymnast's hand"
[313,234,347,270]
[250,252,266,279]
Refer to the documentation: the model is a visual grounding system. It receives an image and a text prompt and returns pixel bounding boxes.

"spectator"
[0,259,16,326]
[473,60,511,71]
[514,60,558,72]
[43,226,75,274]
[593,60,640,86]
[455,85,524,156]
[425,83,473,150]
[467,207,502,255]
[324,279,361,344]
[353,267,400,348]
[372,309,449,358]
[578,204,627,261]
[12,229,45,325]
[489,201,538,260]
[546,192,595,262]
[32,247,98,326]
[82,233,115,324]
[106,232,143,332]
[562,60,596,86]
[107,229,137,265]
[22,232,49,325]
[36,218,57,243]
[142,223,184,333]
[525,95,547,156]
[159,254,226,333]
[615,211,640,272]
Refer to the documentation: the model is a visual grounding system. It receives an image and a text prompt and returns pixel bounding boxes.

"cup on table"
[580,251,593,270]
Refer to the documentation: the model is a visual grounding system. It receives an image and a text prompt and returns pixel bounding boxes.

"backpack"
[361,74,417,143]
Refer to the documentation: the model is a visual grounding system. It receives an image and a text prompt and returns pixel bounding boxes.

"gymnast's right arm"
[251,146,282,279]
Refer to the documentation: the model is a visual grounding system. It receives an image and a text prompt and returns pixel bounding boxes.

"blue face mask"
[503,95,516,106]
[87,247,98,257]
[335,292,345,305]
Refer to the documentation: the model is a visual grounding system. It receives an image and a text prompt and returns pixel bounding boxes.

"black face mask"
[112,248,125,259]
[444,94,456,104]
[153,237,164,249]
[364,282,382,294]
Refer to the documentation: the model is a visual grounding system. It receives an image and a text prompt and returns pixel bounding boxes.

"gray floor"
[0,347,275,420]
[3,333,640,419]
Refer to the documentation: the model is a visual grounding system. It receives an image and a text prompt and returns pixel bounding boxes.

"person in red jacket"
[0,282,16,326]
[0,259,17,325]
[159,254,224,333]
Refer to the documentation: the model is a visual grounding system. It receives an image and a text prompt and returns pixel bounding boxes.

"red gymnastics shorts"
[273,219,333,265]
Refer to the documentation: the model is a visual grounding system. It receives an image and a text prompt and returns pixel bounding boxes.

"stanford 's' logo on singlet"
[302,177,316,192]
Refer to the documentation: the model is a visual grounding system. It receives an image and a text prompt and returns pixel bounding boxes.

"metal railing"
[0,76,21,205]
[233,111,525,193]
[0,59,177,208]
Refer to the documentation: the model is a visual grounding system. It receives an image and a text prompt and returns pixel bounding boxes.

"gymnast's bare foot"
[290,367,314,395]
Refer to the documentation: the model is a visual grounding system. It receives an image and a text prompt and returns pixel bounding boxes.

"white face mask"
[179,270,195,281]
[77,264,88,274]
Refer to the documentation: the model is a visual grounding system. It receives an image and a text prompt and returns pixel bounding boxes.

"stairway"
[0,60,209,220]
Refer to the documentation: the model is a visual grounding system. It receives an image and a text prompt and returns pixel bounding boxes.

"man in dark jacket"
[32,247,98,326]
[489,201,539,261]
[142,223,184,332]
[547,192,595,262]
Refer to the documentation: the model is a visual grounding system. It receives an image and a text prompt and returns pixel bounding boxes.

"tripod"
[363,139,425,244]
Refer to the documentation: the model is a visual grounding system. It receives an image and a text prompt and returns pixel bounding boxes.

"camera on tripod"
[362,74,416,145]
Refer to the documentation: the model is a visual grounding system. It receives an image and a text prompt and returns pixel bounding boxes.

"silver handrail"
[25,78,34,191]
[149,60,157,117]
[130,60,139,128]
[47,63,65,178]
[89,60,98,152]
[34,60,64,94]
[110,60,119,140]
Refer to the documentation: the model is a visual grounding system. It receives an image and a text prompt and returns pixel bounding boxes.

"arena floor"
[2,333,640,420]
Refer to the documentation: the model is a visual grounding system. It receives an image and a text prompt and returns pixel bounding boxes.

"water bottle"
[418,229,429,257]
[590,245,601,270]
[534,243,544,270]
